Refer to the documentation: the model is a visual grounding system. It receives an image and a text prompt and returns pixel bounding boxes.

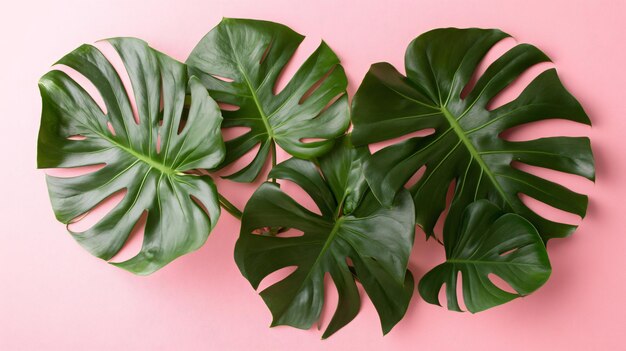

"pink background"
[2,0,625,349]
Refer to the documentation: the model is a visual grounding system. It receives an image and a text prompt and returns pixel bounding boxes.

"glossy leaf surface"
[418,200,551,312]
[187,18,350,182]
[234,139,415,338]
[351,28,594,241]
[37,38,224,275]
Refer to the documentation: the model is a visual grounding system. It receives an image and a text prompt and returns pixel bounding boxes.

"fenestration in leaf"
[351,28,594,241]
[418,200,551,312]
[186,18,350,182]
[37,38,225,275]
[234,138,415,338]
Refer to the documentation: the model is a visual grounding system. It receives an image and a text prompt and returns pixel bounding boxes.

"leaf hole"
[487,273,517,294]
[213,142,261,177]
[210,74,235,83]
[518,193,581,225]
[405,165,426,189]
[486,61,554,111]
[511,161,593,195]
[500,119,591,142]
[259,38,273,65]
[298,65,336,105]
[106,121,117,136]
[68,188,127,232]
[318,272,340,332]
[299,137,327,144]
[499,248,519,257]
[177,106,190,135]
[108,210,148,263]
[177,119,188,135]
[190,195,214,226]
[307,92,346,125]
[461,37,517,100]
[159,84,165,111]
[45,163,107,178]
[218,102,240,111]
[251,227,276,236]
[437,282,448,307]
[66,134,87,141]
[276,228,304,238]
[456,271,468,312]
[257,266,298,292]
[273,36,319,95]
[94,40,141,125]
[277,178,323,216]
[250,227,299,237]
[368,128,435,154]
[51,63,108,116]
[432,180,456,241]
[156,133,162,153]
[222,126,252,142]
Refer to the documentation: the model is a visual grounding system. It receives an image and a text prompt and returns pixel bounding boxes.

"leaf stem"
[218,193,242,220]
[270,142,277,183]
[333,193,347,219]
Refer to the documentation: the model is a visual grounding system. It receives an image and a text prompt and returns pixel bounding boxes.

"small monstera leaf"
[351,28,594,241]
[186,18,350,182]
[234,138,415,338]
[418,200,551,312]
[37,38,225,275]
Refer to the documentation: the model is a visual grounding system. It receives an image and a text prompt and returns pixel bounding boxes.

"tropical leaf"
[418,200,551,312]
[37,38,224,275]
[351,28,594,241]
[186,18,350,182]
[234,138,415,338]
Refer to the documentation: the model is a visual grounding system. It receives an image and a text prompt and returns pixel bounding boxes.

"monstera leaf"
[351,28,594,241]
[234,138,415,338]
[418,200,551,312]
[186,18,350,182]
[37,38,225,275]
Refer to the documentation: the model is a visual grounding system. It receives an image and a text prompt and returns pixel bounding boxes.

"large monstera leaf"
[186,18,350,182]
[37,38,225,275]
[351,28,594,241]
[418,200,551,312]
[234,138,415,338]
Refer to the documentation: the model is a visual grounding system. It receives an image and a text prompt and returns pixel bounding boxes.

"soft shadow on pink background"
[1,0,624,349]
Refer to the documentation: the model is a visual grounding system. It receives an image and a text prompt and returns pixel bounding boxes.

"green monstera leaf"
[37,38,225,275]
[234,138,415,338]
[351,28,594,241]
[186,18,350,182]
[418,200,551,312]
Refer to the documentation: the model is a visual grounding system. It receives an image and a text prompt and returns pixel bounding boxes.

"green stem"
[218,193,242,220]
[270,142,277,183]
[333,193,347,219]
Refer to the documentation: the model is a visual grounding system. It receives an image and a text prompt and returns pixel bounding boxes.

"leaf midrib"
[62,88,179,177]
[99,132,177,176]
[224,26,274,140]
[272,216,344,321]
[69,108,177,176]
[440,107,513,209]
[290,182,356,292]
